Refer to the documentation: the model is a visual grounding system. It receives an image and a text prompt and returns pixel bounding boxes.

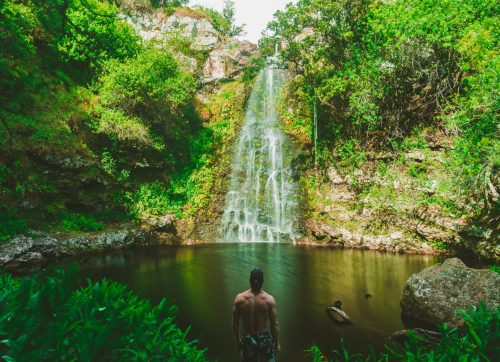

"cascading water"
[221,64,298,242]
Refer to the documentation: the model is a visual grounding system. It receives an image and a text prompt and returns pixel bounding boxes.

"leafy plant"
[0,206,28,243]
[195,0,245,37]
[0,267,208,361]
[56,0,141,73]
[489,265,500,274]
[307,304,500,361]
[60,212,104,232]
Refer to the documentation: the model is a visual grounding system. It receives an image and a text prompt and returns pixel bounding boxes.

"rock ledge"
[0,225,179,270]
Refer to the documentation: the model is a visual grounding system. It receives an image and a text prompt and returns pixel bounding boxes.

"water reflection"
[72,244,439,361]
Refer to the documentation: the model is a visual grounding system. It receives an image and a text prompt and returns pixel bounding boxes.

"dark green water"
[73,243,439,361]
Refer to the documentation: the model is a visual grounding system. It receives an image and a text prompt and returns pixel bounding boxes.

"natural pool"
[70,243,440,361]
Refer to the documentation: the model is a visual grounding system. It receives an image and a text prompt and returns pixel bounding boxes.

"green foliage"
[335,139,366,173]
[196,0,245,37]
[489,265,500,274]
[242,56,267,82]
[0,0,152,231]
[0,267,208,361]
[95,47,196,154]
[56,0,141,72]
[0,207,28,243]
[408,164,426,178]
[308,304,499,361]
[124,117,233,219]
[150,0,188,9]
[90,45,199,215]
[126,181,183,218]
[264,0,499,209]
[97,47,195,119]
[0,0,241,230]
[60,212,104,232]
[0,0,36,92]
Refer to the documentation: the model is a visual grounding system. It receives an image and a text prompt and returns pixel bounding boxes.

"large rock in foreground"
[401,258,500,326]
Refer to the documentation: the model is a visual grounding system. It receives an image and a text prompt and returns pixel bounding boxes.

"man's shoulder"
[234,290,250,302]
[261,291,276,305]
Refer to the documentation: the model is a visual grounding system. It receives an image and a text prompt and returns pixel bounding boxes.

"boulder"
[202,39,259,83]
[121,11,170,42]
[305,219,343,243]
[164,14,220,51]
[406,150,425,162]
[401,258,500,326]
[171,52,198,74]
[327,167,344,184]
[144,214,176,232]
[0,234,66,266]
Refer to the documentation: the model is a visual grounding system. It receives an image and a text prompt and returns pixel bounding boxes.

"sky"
[188,0,295,43]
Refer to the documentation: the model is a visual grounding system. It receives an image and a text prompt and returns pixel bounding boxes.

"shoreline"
[0,226,493,273]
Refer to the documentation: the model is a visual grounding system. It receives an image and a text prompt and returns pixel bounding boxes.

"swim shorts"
[240,331,276,362]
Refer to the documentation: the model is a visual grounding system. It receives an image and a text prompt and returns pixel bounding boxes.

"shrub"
[0,267,208,361]
[489,265,500,274]
[95,47,196,159]
[56,0,141,71]
[126,181,183,219]
[0,206,28,243]
[195,0,244,37]
[60,212,104,232]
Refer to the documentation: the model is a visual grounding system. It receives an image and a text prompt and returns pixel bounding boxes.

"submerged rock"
[401,258,500,326]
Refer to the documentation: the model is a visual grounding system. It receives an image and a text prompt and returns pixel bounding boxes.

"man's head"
[249,268,264,292]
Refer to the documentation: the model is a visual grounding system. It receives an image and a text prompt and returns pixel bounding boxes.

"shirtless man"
[232,268,280,362]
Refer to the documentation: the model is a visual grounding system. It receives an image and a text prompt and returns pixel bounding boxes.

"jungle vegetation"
[0,0,245,241]
[262,0,498,229]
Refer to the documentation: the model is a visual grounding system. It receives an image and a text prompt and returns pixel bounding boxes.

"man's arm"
[269,296,280,353]
[232,297,240,348]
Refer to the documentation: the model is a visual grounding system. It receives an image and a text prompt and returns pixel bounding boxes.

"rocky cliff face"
[123,9,259,82]
[123,11,219,50]
[295,129,498,259]
[202,39,259,83]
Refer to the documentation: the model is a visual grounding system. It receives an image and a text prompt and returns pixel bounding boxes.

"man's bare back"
[232,268,280,361]
[234,289,276,335]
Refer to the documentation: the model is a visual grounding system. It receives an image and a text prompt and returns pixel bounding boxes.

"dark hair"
[250,268,264,292]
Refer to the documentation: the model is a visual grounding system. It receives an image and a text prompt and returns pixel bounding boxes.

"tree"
[222,0,244,37]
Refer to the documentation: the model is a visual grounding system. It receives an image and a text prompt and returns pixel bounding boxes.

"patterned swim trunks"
[240,331,276,362]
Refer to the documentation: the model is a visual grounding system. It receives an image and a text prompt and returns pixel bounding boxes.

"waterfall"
[220,65,298,242]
